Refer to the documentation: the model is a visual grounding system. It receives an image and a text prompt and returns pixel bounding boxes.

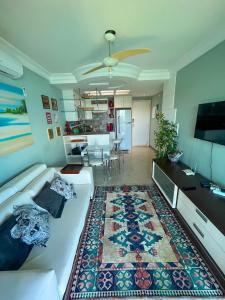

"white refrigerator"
[116,109,132,150]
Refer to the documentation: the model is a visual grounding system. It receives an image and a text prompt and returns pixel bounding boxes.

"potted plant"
[154,112,183,162]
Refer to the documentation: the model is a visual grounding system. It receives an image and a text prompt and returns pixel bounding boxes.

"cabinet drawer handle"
[196,208,207,223]
[193,223,204,239]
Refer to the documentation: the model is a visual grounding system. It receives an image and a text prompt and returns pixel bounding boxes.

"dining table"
[81,144,112,158]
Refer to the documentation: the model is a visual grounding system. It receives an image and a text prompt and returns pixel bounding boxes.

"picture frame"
[41,95,50,109]
[46,112,52,124]
[47,128,54,140]
[56,126,61,137]
[51,98,58,111]
[0,83,33,156]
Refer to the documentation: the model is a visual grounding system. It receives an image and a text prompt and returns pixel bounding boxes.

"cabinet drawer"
[177,190,225,249]
[177,190,225,274]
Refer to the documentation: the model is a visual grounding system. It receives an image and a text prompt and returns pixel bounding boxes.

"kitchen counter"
[64,132,111,136]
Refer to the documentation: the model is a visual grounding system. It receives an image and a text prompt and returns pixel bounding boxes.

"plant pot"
[168,151,183,163]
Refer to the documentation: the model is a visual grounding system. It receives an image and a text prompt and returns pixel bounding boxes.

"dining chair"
[87,148,109,180]
[113,138,124,165]
[108,151,120,174]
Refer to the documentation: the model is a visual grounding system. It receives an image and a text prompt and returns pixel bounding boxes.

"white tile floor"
[93,146,155,186]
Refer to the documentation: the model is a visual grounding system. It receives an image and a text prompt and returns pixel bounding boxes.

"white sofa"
[0,164,94,300]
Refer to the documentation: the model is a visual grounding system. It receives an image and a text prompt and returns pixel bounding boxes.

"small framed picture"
[51,98,58,111]
[41,95,50,109]
[46,112,52,124]
[47,128,54,140]
[56,126,61,137]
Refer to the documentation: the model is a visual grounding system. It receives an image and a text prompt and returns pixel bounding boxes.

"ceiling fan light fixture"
[82,29,151,76]
[104,29,116,42]
[103,56,118,67]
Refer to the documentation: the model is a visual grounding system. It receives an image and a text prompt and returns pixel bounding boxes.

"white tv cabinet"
[152,158,225,284]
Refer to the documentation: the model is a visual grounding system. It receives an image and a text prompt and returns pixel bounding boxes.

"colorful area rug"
[66,185,223,298]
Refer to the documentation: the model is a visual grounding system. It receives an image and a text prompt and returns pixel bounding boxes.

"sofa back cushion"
[0,192,35,225]
[23,168,55,198]
[0,164,47,205]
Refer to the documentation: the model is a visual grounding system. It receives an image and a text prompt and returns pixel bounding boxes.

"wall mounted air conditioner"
[0,49,23,79]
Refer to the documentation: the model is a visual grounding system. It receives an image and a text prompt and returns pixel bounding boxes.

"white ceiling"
[57,77,164,97]
[0,0,225,96]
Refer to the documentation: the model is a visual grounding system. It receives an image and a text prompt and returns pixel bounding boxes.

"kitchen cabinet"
[114,96,132,108]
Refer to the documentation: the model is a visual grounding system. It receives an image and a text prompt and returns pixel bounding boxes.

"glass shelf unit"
[152,161,178,208]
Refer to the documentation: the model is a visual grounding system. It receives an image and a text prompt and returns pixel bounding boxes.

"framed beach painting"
[0,82,33,156]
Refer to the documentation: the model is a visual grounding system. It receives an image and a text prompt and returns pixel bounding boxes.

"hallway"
[94,146,155,186]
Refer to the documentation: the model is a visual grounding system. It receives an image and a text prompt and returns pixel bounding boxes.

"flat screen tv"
[194,100,225,146]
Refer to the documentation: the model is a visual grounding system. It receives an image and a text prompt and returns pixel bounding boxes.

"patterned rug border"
[65,185,223,299]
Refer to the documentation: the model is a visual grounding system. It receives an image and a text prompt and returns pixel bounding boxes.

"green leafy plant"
[154,112,178,158]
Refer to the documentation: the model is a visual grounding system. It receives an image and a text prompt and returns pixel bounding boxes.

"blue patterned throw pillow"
[50,176,74,201]
[10,204,50,247]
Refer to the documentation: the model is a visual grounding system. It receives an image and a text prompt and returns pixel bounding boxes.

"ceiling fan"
[82,30,151,75]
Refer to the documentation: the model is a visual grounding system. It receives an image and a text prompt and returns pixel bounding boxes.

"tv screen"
[194,100,225,146]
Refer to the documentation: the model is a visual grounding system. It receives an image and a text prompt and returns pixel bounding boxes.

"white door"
[116,109,132,150]
[132,100,151,146]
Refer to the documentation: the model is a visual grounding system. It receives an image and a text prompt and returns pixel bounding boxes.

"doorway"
[132,100,151,146]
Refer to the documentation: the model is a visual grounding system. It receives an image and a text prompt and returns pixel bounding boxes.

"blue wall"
[175,40,225,186]
[0,67,66,185]
[150,92,163,148]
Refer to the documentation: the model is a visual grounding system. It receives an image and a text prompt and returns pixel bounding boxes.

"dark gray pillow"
[33,182,65,218]
[0,215,33,270]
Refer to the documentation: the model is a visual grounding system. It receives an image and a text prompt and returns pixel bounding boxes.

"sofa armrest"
[0,270,60,300]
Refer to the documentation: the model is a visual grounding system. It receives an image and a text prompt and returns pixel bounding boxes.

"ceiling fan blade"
[82,64,106,75]
[111,48,151,61]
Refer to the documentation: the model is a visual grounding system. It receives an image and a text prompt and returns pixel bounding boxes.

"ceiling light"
[100,90,114,95]
[83,90,101,97]
[88,82,109,86]
[116,90,130,95]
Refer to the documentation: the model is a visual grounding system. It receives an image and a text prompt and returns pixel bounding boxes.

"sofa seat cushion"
[0,270,60,300]
[21,184,91,298]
